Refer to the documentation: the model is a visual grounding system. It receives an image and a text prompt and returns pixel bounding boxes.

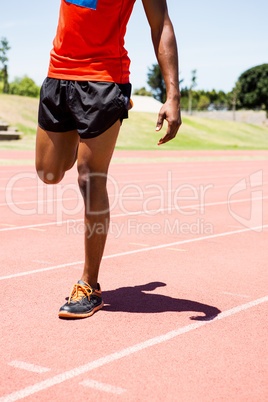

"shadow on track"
[103,282,221,321]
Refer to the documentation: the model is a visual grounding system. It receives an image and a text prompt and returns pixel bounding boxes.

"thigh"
[36,125,80,183]
[77,119,121,176]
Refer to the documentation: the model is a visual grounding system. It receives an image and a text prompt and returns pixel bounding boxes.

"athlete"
[36,0,182,318]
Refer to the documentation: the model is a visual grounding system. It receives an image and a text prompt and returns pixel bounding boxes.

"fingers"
[156,110,165,132]
[158,119,181,145]
[156,101,182,145]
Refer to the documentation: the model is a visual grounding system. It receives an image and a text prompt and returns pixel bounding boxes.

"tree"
[133,87,153,97]
[147,64,166,103]
[230,81,241,121]
[9,76,40,97]
[197,95,210,111]
[210,90,228,110]
[237,64,268,116]
[0,37,11,93]
[147,63,184,103]
[188,69,197,115]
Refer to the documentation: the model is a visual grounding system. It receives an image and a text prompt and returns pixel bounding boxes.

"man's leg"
[77,119,121,289]
[36,121,120,318]
[35,126,80,184]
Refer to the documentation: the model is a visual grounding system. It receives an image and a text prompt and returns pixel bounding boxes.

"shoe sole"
[58,301,104,319]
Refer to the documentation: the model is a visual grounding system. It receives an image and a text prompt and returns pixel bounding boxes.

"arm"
[142,0,182,145]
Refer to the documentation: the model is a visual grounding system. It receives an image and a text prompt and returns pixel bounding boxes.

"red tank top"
[48,0,136,83]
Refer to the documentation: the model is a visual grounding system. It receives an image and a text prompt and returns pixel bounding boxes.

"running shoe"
[59,280,103,318]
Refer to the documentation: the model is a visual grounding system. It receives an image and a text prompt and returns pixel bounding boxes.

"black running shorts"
[38,78,132,139]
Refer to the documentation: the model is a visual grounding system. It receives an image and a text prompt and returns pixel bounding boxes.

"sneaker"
[59,280,103,318]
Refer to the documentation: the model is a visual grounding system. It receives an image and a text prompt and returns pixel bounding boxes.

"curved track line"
[0,224,267,281]
[1,295,267,402]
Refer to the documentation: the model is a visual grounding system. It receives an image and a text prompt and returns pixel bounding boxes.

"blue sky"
[1,0,267,92]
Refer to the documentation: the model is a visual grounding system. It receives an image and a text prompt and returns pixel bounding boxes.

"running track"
[0,149,267,401]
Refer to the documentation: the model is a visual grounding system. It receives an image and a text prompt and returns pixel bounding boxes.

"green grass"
[118,113,268,150]
[1,93,268,151]
[0,159,35,165]
[0,94,38,150]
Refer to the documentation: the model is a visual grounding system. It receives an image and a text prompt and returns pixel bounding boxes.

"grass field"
[1,94,268,151]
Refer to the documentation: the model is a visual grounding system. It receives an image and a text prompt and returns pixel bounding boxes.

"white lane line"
[0,261,84,281]
[8,361,50,374]
[0,164,265,184]
[1,295,267,402]
[0,197,78,208]
[2,174,265,207]
[79,379,126,395]
[0,188,25,192]
[0,172,256,191]
[0,186,47,191]
[1,195,267,232]
[0,220,80,232]
[0,224,267,281]
[221,292,250,298]
[101,174,268,185]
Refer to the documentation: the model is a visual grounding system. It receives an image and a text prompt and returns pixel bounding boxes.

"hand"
[156,99,182,145]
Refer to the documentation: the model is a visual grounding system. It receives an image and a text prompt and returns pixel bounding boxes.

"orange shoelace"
[68,283,92,304]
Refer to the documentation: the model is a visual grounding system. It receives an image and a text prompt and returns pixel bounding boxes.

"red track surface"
[0,150,267,401]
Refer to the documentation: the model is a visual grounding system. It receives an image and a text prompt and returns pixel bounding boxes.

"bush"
[133,87,153,97]
[197,95,210,111]
[237,64,268,115]
[9,76,40,97]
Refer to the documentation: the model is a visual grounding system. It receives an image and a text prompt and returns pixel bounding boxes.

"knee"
[78,166,107,199]
[36,168,64,185]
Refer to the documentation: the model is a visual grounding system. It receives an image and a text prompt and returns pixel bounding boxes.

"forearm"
[142,0,182,144]
[151,15,180,101]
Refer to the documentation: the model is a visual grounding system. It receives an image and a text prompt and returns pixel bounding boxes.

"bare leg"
[77,120,121,288]
[35,122,120,289]
[35,126,80,184]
